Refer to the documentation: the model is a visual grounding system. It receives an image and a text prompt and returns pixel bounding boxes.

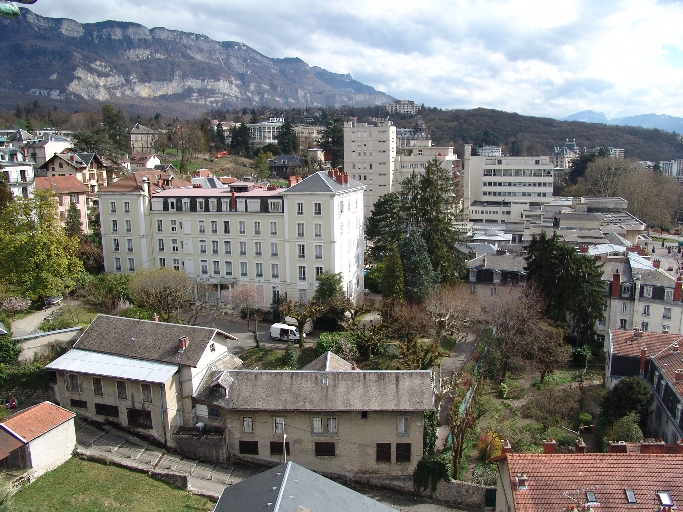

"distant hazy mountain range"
[564,111,683,134]
[0,9,393,116]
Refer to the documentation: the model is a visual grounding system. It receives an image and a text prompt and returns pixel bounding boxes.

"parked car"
[43,295,63,307]
[270,323,304,342]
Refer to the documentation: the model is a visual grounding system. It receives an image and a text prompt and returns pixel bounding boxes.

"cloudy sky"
[27,0,683,119]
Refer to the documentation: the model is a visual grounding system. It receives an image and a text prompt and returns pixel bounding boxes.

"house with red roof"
[34,175,90,233]
[0,401,76,478]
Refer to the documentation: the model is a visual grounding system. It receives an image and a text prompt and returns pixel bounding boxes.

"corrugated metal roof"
[45,349,179,383]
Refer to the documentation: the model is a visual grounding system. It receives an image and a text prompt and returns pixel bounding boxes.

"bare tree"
[232,284,265,348]
[584,157,634,197]
[279,299,324,349]
[618,166,682,229]
[128,268,195,323]
[424,284,480,345]
[529,321,572,383]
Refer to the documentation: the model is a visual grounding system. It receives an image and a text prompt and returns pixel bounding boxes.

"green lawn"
[9,458,215,512]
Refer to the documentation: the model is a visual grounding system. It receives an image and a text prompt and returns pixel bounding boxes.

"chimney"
[575,439,586,454]
[611,270,620,298]
[515,473,527,490]
[482,255,487,268]
[230,189,236,211]
[543,439,556,454]
[675,276,683,302]
[633,328,643,339]
[70,154,75,162]
[640,347,647,377]
[608,441,628,453]
[288,176,296,187]
[141,176,150,197]
[653,259,661,269]
[328,170,334,178]
[501,438,512,454]
[675,369,683,383]
[178,336,189,353]
[351,361,356,370]
[151,313,159,322]
[578,244,588,253]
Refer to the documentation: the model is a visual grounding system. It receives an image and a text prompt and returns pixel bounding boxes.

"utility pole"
[283,421,287,464]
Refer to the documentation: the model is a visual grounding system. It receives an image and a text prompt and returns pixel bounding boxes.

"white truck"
[270,323,304,342]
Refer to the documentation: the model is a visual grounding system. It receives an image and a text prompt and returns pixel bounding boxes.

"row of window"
[482,191,550,197]
[242,415,410,436]
[483,181,553,187]
[483,168,551,177]
[69,399,153,429]
[237,440,411,462]
[67,374,153,403]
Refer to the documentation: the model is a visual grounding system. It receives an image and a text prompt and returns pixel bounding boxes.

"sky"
[25,0,683,119]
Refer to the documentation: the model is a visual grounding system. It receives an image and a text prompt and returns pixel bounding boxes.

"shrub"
[38,316,76,332]
[522,384,581,429]
[413,451,452,493]
[604,412,644,445]
[283,342,298,368]
[0,296,30,316]
[118,306,154,320]
[497,382,508,399]
[315,332,358,361]
[577,412,593,428]
[477,431,502,461]
[505,381,525,399]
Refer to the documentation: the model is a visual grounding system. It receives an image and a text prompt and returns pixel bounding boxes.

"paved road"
[10,301,69,338]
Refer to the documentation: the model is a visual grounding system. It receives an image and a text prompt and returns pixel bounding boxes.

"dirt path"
[10,303,63,338]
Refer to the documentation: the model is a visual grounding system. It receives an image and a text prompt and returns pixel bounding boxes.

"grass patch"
[531,370,574,389]
[239,347,286,369]
[9,458,214,511]
[297,346,318,368]
[440,335,456,352]
[38,304,98,332]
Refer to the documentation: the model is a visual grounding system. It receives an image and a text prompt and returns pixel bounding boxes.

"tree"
[64,201,83,238]
[618,166,682,230]
[320,117,345,168]
[604,412,644,443]
[128,268,195,323]
[101,104,129,155]
[567,150,598,184]
[524,232,605,346]
[313,271,343,306]
[380,247,405,302]
[0,296,30,317]
[0,190,83,298]
[78,273,130,313]
[397,231,439,303]
[583,157,633,197]
[0,334,19,365]
[366,192,404,261]
[229,122,251,157]
[424,284,480,345]
[232,284,265,348]
[600,376,654,431]
[279,299,324,348]
[254,151,270,179]
[529,321,572,383]
[72,127,116,156]
[276,120,300,155]
[0,174,12,214]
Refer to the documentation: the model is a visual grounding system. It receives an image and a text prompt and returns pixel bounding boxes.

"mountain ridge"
[0,9,394,116]
[564,110,683,133]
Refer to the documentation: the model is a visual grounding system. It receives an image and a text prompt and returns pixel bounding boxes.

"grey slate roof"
[281,171,364,194]
[213,461,395,512]
[197,369,433,411]
[301,351,354,371]
[467,253,528,272]
[73,314,236,367]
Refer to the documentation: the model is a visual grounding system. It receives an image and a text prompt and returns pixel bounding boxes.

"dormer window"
[585,491,598,505]
[658,491,673,507]
[624,489,637,504]
[643,286,653,298]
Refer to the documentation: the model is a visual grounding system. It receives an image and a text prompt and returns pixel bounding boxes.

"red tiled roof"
[99,171,192,193]
[610,329,683,357]
[504,453,683,512]
[650,344,683,396]
[34,175,88,194]
[0,402,75,442]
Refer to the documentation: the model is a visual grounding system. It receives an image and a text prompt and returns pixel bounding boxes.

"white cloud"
[26,0,683,118]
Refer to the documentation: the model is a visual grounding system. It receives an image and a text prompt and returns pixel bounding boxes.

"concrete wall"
[225,410,424,477]
[27,418,76,479]
[172,432,227,463]
[15,327,82,361]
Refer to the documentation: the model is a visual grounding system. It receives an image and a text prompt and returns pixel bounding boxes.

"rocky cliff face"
[0,10,393,114]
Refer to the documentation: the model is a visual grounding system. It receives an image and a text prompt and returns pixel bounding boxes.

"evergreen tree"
[283,342,298,368]
[229,122,251,156]
[397,231,439,303]
[0,173,12,214]
[101,104,129,155]
[276,120,300,155]
[381,247,405,301]
[320,117,345,168]
[254,151,269,178]
[313,271,343,306]
[600,377,653,431]
[366,192,404,261]
[215,123,226,148]
[64,201,83,238]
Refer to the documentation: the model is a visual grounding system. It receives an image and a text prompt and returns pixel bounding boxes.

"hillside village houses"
[38,152,109,207]
[98,169,366,305]
[34,175,90,232]
[0,146,34,199]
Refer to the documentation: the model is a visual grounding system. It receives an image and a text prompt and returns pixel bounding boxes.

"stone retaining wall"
[14,327,81,361]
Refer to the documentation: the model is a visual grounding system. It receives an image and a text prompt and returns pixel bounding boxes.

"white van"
[270,323,304,342]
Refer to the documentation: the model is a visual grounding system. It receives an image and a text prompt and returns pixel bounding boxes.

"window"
[125,219,132,233]
[126,238,133,252]
[240,262,248,277]
[213,261,220,275]
[127,258,135,272]
[239,241,247,255]
[641,321,649,331]
[225,261,233,276]
[210,220,217,234]
[239,441,259,455]
[396,443,411,463]
[666,289,674,301]
[314,244,323,260]
[223,220,230,234]
[314,223,322,238]
[239,221,246,235]
[254,241,262,256]
[141,383,152,403]
[625,489,637,504]
[157,219,163,232]
[171,219,177,232]
[124,201,130,213]
[109,201,116,213]
[314,202,322,216]
[114,257,121,272]
[397,417,409,435]
[274,417,284,434]
[298,265,306,281]
[212,240,219,254]
[297,243,306,259]
[113,238,120,252]
[67,374,83,393]
[254,221,261,235]
[644,286,653,298]
[200,240,207,254]
[326,417,337,435]
[158,257,166,267]
[585,491,598,505]
[314,442,335,456]
[208,407,220,419]
[255,262,263,278]
[315,266,324,279]
[112,219,118,232]
[312,417,323,434]
[663,307,672,319]
[95,403,119,417]
[126,408,152,429]
[199,220,205,234]
[200,260,208,275]
[197,200,205,212]
[224,241,231,254]
[376,443,391,462]
[620,318,628,329]
[270,441,290,456]
[296,202,304,215]
[270,242,278,257]
[158,238,165,252]
[270,221,277,236]
[297,222,305,237]
[92,377,103,396]
[182,199,189,211]
[658,491,674,507]
[116,380,127,399]
[173,258,180,271]
[271,263,279,279]
[242,417,253,433]
[643,304,650,316]
[70,399,87,409]
[621,302,628,313]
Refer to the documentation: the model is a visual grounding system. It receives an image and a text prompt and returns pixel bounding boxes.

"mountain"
[0,9,394,116]
[564,110,683,134]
